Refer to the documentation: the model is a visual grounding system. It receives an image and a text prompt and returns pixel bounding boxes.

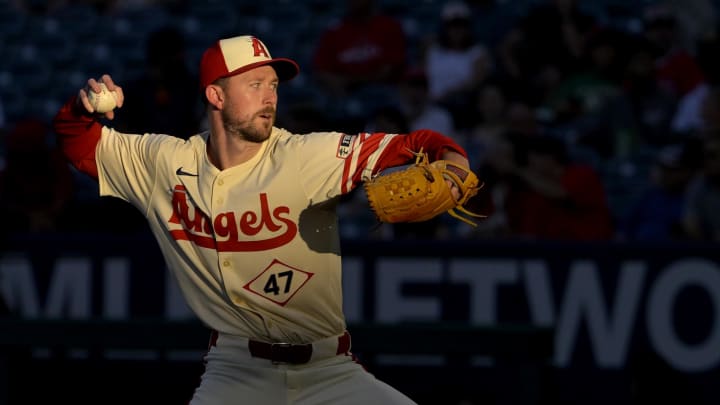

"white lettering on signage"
[647,259,720,372]
[554,261,646,368]
[522,260,555,326]
[103,258,129,319]
[0,255,91,319]
[3,254,720,372]
[0,255,40,318]
[1,255,40,316]
[375,258,442,322]
[449,259,518,324]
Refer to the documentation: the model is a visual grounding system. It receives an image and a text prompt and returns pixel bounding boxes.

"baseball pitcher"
[53,35,478,404]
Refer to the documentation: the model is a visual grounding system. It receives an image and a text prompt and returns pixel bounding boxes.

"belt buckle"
[270,342,292,364]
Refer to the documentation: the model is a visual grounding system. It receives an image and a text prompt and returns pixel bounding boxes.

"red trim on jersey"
[340,130,467,192]
[341,153,354,194]
[52,96,102,179]
[349,132,385,186]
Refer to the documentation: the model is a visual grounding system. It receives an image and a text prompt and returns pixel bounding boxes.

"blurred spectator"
[465,130,525,239]
[618,142,699,241]
[551,30,678,158]
[504,99,541,138]
[0,118,73,234]
[658,0,717,54]
[396,68,455,137]
[640,3,705,98]
[422,1,493,129]
[465,79,510,165]
[497,0,596,106]
[542,27,690,159]
[696,85,720,135]
[311,0,407,97]
[541,28,630,152]
[671,36,720,135]
[617,35,679,151]
[112,25,203,139]
[681,134,720,241]
[509,134,614,240]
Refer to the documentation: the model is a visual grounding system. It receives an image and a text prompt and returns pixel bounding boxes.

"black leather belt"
[248,340,313,364]
[208,330,351,365]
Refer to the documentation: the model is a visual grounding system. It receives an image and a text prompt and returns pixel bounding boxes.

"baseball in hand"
[87,83,118,113]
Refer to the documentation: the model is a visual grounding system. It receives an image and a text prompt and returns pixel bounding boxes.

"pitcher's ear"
[205,84,224,109]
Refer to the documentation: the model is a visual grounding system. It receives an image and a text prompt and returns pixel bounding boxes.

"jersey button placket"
[214,177,225,206]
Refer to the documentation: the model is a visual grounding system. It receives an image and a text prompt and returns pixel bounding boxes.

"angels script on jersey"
[167,185,298,251]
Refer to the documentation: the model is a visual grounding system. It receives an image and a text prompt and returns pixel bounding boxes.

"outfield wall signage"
[2,236,719,372]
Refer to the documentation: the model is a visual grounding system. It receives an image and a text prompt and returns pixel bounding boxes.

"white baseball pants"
[189,331,418,405]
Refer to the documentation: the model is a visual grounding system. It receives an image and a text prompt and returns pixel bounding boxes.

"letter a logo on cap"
[251,37,269,58]
[199,35,300,88]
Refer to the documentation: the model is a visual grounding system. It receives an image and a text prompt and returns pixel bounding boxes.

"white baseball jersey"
[95,126,396,343]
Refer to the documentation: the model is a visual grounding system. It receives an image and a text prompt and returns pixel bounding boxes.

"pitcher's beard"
[222,110,274,143]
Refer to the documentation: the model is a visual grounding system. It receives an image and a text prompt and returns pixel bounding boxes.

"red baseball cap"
[199,35,299,88]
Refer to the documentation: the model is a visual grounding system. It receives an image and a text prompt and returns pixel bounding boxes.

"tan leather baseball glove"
[364,150,486,226]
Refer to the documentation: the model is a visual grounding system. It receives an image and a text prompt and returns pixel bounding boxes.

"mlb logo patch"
[336,134,355,159]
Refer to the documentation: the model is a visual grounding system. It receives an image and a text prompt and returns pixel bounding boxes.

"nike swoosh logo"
[176,167,198,177]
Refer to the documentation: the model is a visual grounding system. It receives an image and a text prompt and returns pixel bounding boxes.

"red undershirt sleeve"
[52,96,102,179]
[374,129,467,171]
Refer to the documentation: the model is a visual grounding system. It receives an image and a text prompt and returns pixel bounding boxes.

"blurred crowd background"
[2,0,720,245]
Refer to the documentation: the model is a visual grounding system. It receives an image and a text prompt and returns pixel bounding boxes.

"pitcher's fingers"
[102,74,117,88]
[87,78,102,93]
[78,88,95,113]
[113,85,124,108]
[446,179,460,200]
[99,75,123,108]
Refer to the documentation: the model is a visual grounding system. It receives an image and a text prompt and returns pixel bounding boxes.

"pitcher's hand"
[78,74,124,120]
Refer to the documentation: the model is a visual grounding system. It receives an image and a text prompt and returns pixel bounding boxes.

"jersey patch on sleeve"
[336,134,355,159]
